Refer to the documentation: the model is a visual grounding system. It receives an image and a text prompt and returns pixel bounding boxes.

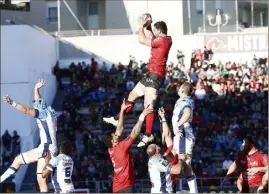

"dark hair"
[59,140,73,155]
[243,135,258,147]
[154,21,168,35]
[103,133,113,148]
[177,82,193,95]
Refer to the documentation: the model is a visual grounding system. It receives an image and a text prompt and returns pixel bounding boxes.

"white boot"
[103,117,118,127]
[137,134,154,147]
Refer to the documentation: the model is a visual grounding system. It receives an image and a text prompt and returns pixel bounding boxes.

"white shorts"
[37,143,58,159]
[173,126,195,156]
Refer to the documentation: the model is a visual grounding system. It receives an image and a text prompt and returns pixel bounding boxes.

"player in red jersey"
[103,14,172,148]
[103,100,153,193]
[225,136,268,193]
[158,107,198,193]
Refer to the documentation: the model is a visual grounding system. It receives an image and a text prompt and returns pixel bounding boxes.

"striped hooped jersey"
[47,154,74,193]
[35,106,57,146]
[148,157,173,193]
[172,96,194,130]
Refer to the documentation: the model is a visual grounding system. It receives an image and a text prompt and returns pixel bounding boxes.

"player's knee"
[144,96,157,108]
[128,90,139,101]
[14,153,27,166]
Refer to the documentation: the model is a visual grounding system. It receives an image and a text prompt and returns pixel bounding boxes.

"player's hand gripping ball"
[142,13,152,28]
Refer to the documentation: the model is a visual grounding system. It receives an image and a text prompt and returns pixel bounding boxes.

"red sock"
[163,145,173,157]
[145,112,154,135]
[116,100,134,119]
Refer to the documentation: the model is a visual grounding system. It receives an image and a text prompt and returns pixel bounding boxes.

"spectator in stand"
[2,130,11,156]
[11,130,20,158]
[53,61,62,89]
[222,155,233,174]
[195,82,206,100]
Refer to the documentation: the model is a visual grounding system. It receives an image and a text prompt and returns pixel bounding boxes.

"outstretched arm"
[3,95,37,117]
[115,99,131,137]
[137,17,152,46]
[34,79,45,100]
[158,108,172,146]
[130,105,153,139]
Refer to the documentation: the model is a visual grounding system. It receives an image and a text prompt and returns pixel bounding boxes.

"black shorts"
[116,186,133,193]
[241,186,267,193]
[140,72,165,90]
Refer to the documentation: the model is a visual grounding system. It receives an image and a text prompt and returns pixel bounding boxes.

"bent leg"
[0,148,38,183]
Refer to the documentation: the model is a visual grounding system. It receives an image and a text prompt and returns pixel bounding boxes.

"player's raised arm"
[137,16,152,47]
[34,79,45,100]
[115,99,131,138]
[3,94,37,117]
[130,105,153,139]
[158,107,175,155]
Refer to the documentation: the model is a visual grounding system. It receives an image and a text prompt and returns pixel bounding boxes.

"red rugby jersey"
[108,136,135,192]
[236,151,268,187]
[148,36,172,77]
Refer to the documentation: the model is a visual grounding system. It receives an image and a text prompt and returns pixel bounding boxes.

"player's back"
[108,137,135,192]
[148,157,173,193]
[51,154,74,193]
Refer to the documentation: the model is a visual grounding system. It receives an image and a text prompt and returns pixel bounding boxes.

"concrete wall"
[1,25,57,191]
[61,32,267,69]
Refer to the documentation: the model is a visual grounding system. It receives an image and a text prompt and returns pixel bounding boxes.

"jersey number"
[65,167,71,177]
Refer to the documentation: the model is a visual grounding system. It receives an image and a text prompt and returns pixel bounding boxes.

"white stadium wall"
[61,32,267,69]
[1,25,57,191]
[61,35,196,68]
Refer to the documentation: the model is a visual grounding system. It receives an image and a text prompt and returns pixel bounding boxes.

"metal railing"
[197,25,245,33]
[52,28,134,37]
[19,177,238,193]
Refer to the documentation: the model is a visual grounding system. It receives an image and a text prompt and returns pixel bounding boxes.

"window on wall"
[215,0,222,10]
[48,7,58,22]
[89,1,98,15]
[196,0,203,14]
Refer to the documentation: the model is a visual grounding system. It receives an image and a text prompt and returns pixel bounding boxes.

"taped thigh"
[132,82,146,97]
[20,148,39,164]
[19,152,28,165]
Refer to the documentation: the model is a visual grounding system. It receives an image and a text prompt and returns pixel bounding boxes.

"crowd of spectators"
[1,48,268,192]
[1,130,21,182]
[53,49,268,191]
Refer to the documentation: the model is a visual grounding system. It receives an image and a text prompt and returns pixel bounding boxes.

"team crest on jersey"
[250,161,258,167]
[161,160,169,167]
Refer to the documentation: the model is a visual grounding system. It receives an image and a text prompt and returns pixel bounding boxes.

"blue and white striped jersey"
[47,154,74,193]
[172,96,194,130]
[148,157,173,193]
[35,105,57,147]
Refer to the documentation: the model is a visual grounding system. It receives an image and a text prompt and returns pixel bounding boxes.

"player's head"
[153,21,167,37]
[103,133,119,148]
[59,140,73,155]
[241,136,257,153]
[147,144,161,157]
[177,82,193,97]
[33,98,47,110]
